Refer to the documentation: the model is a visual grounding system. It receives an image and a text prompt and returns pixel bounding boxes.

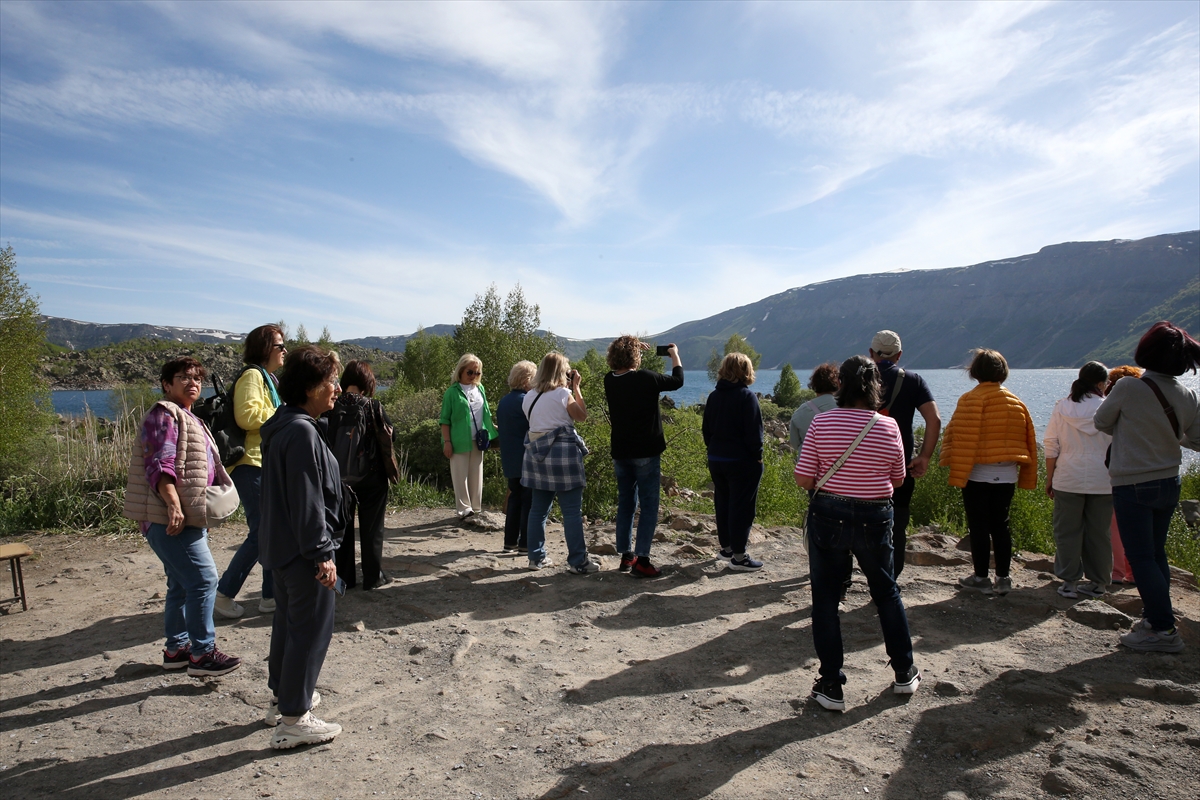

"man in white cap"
[869,330,941,579]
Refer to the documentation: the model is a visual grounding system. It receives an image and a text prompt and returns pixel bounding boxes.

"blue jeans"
[144,523,218,655]
[217,466,273,600]
[806,494,913,681]
[1113,476,1181,631]
[614,456,661,557]
[527,486,588,567]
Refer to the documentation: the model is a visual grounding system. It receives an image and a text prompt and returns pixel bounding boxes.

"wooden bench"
[0,543,33,612]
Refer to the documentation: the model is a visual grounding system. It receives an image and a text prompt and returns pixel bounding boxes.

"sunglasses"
[465,369,481,377]
[272,343,287,352]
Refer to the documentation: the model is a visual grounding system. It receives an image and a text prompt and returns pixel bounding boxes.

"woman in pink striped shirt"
[794,355,919,711]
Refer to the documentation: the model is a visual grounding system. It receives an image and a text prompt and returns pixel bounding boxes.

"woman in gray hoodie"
[1095,322,1200,654]
[260,345,347,749]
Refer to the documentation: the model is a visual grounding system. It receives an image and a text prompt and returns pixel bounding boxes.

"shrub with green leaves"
[773,364,803,409]
[0,246,52,478]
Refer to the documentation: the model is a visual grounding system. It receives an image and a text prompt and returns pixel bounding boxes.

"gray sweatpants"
[1052,490,1113,586]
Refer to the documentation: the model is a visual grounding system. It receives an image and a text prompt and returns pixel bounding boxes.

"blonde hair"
[508,360,537,390]
[533,352,570,394]
[718,352,756,386]
[452,353,482,385]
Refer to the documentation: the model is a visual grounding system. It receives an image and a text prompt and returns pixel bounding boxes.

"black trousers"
[891,474,916,578]
[335,474,388,589]
[504,476,531,550]
[268,557,335,718]
[962,480,1016,578]
[708,459,763,554]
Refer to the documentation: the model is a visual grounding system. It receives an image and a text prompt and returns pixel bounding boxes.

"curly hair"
[606,335,642,371]
[1105,364,1142,395]
[808,362,840,394]
[278,346,341,406]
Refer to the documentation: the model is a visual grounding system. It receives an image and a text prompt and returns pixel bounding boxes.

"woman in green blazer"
[440,353,498,520]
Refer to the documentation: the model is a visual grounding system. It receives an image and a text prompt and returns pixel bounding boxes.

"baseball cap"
[871,330,902,358]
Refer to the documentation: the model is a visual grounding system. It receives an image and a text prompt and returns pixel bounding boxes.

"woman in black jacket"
[259,345,346,750]
[702,353,765,571]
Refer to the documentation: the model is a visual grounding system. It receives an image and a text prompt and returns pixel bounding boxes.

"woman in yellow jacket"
[215,324,286,618]
[941,349,1037,596]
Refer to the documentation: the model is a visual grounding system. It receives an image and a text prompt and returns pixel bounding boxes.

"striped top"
[794,408,906,499]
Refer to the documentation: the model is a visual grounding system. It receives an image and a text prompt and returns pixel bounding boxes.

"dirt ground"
[1,508,1198,800]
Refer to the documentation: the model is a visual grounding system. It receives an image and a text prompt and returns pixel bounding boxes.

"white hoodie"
[1043,393,1111,495]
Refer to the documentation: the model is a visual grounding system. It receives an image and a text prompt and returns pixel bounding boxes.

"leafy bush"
[0,246,53,478]
[396,419,451,488]
[382,388,444,435]
[772,364,803,409]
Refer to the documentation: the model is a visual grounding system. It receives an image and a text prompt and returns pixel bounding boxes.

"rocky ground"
[1,509,1197,800]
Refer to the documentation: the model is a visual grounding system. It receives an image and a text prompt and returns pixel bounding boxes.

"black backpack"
[326,392,377,487]
[193,366,256,468]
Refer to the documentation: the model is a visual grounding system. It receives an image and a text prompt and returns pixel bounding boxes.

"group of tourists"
[122,318,1199,743]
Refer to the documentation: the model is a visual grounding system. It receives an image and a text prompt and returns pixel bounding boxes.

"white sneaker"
[528,558,553,570]
[258,597,276,614]
[213,593,244,619]
[271,711,341,749]
[265,691,322,727]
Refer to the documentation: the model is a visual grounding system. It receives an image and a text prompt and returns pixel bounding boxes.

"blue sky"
[1,1,1197,340]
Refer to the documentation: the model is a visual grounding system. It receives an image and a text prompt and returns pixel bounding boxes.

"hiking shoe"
[990,576,1012,596]
[187,647,241,677]
[893,664,921,695]
[717,548,734,561]
[619,553,636,572]
[566,560,601,575]
[1120,619,1185,653]
[258,597,276,614]
[959,574,992,593]
[1076,582,1106,598]
[162,646,190,670]
[265,691,322,727]
[631,557,662,578]
[528,558,553,570]
[271,711,341,749]
[1057,582,1078,599]
[728,554,763,572]
[213,593,244,619]
[811,674,847,712]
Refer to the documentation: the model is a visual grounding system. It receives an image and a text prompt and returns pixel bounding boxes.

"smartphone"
[333,577,347,597]
[656,345,671,357]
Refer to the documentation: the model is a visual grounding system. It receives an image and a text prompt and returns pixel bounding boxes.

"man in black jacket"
[603,336,684,577]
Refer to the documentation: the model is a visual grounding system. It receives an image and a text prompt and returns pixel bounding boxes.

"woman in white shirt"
[1044,362,1112,599]
[521,352,594,574]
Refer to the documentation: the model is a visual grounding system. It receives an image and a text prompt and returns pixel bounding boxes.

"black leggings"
[962,481,1016,578]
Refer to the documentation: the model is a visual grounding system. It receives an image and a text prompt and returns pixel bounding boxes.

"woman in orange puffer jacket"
[941,349,1037,596]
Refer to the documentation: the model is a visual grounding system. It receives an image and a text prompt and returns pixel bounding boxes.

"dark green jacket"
[439,383,498,454]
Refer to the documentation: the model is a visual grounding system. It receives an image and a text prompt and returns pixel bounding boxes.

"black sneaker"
[187,647,242,677]
[811,673,847,712]
[717,548,734,561]
[618,553,636,572]
[566,560,601,575]
[893,664,921,695]
[162,646,190,670]
[631,557,662,578]
[728,554,763,572]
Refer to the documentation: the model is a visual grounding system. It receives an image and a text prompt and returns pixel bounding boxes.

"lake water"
[51,368,1200,461]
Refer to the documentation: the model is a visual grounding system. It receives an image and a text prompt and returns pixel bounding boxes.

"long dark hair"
[836,355,881,409]
[244,324,284,366]
[1070,361,1108,403]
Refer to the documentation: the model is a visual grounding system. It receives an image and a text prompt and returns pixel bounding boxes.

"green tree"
[0,246,51,476]
[401,328,458,392]
[706,333,762,381]
[772,363,803,408]
[318,326,334,348]
[294,324,310,345]
[454,284,558,402]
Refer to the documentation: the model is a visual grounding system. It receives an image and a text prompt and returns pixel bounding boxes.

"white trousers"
[449,443,484,514]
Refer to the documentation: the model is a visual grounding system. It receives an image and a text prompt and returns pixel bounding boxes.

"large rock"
[907,550,971,567]
[1066,599,1133,630]
[1170,565,1198,591]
